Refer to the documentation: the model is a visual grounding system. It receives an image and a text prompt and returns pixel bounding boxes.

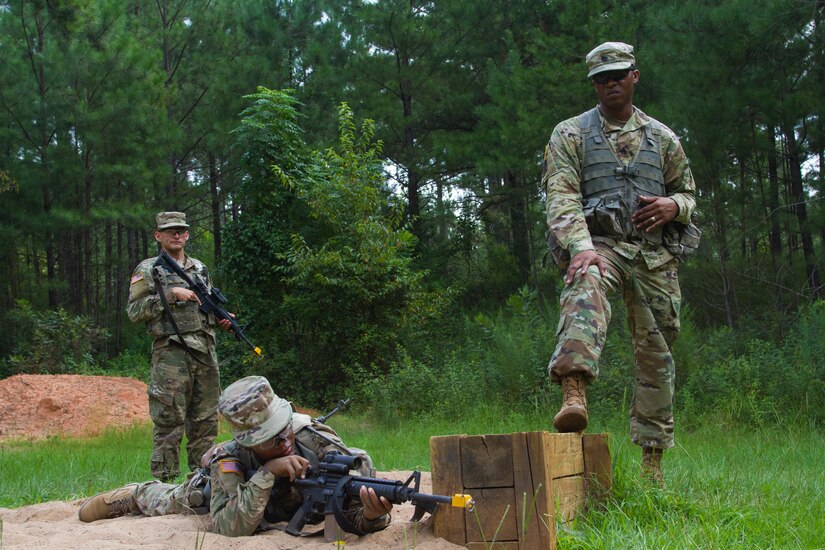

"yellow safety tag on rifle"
[452,494,474,511]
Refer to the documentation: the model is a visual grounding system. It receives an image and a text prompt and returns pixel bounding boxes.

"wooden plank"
[527,432,556,550]
[467,543,520,550]
[511,432,542,548]
[464,487,518,543]
[582,433,613,504]
[547,432,584,479]
[461,434,515,488]
[430,435,466,544]
[552,475,586,524]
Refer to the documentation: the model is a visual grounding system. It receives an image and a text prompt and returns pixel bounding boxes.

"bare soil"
[0,374,462,549]
[0,374,150,440]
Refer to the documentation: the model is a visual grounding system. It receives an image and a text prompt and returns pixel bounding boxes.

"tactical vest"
[146,258,210,339]
[578,107,666,243]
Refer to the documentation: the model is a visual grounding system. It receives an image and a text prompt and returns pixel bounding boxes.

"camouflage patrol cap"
[586,42,635,77]
[155,211,189,230]
[218,376,292,447]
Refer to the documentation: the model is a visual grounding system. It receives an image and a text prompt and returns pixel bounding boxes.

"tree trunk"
[127,227,139,271]
[505,171,530,284]
[114,221,124,354]
[159,0,179,199]
[209,152,222,264]
[84,146,95,318]
[705,150,738,328]
[436,178,446,244]
[782,122,821,299]
[401,72,421,238]
[32,10,58,308]
[141,230,150,259]
[767,125,782,267]
[104,220,113,356]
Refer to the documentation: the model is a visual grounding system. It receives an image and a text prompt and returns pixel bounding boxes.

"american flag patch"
[219,459,242,475]
[130,272,144,285]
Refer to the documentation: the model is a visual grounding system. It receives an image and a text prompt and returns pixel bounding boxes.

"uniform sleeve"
[126,262,164,323]
[208,458,275,537]
[343,500,392,533]
[660,129,696,225]
[542,119,595,257]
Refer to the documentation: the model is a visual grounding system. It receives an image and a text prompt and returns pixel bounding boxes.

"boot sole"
[553,408,588,432]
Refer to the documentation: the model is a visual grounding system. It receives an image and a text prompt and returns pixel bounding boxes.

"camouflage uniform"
[124,386,389,536]
[127,214,220,480]
[543,105,696,449]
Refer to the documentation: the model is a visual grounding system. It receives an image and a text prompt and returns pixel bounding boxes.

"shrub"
[3,300,109,376]
[223,90,451,404]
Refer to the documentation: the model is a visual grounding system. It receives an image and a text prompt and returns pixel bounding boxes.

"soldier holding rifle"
[79,376,394,537]
[127,211,233,482]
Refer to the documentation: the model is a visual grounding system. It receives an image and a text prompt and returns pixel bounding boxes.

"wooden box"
[430,432,611,550]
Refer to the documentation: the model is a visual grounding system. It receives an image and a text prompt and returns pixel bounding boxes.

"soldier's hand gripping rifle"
[285,451,474,537]
[153,250,262,355]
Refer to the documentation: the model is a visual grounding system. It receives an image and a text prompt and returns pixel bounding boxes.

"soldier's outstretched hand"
[359,486,393,520]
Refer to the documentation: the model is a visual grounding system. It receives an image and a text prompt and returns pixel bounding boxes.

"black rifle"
[313,399,350,424]
[285,451,474,537]
[153,250,262,356]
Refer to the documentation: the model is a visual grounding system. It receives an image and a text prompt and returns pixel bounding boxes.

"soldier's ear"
[154,231,162,243]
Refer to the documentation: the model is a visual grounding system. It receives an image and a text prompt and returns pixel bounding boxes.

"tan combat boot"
[641,447,665,487]
[78,484,140,522]
[553,373,588,432]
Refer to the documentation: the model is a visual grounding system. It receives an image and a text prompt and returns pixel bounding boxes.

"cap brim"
[233,397,292,447]
[156,223,190,230]
[588,61,633,78]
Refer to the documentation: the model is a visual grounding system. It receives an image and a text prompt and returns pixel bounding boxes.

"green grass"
[559,426,825,549]
[1,408,822,549]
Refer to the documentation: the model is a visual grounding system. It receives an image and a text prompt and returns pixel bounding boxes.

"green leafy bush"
[222,90,451,404]
[3,300,109,376]
[361,286,558,421]
[676,301,825,427]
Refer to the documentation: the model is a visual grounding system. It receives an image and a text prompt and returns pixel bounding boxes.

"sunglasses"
[160,228,187,236]
[257,423,293,451]
[592,69,633,85]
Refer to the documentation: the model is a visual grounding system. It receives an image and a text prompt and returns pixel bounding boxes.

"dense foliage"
[1,1,824,423]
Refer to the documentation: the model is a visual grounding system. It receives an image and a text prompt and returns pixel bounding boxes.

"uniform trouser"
[548,243,681,449]
[148,341,220,480]
[133,470,207,517]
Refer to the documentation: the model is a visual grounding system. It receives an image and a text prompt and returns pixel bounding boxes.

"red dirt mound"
[0,374,150,441]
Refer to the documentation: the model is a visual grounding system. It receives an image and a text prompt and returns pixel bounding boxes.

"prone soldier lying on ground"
[78,376,393,536]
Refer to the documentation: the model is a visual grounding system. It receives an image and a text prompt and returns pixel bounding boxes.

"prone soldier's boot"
[78,484,140,522]
[553,373,588,432]
[641,447,665,487]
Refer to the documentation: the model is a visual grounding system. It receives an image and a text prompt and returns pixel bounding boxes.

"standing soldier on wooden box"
[542,42,699,483]
[127,211,232,482]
